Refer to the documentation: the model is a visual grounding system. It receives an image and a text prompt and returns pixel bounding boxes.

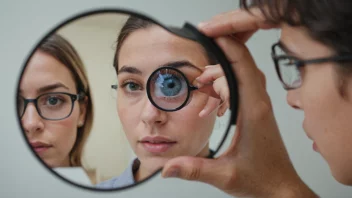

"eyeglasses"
[271,42,352,90]
[111,67,199,112]
[17,92,85,120]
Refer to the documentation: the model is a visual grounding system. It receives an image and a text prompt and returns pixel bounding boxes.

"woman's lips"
[139,136,176,153]
[30,141,52,153]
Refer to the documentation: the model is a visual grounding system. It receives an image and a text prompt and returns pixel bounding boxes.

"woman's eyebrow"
[117,66,142,76]
[18,82,70,94]
[38,83,69,93]
[160,60,202,72]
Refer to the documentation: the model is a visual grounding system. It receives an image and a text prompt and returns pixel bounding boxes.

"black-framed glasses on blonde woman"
[17,92,86,120]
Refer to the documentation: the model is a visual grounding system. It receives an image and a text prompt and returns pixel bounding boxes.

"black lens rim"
[146,66,196,112]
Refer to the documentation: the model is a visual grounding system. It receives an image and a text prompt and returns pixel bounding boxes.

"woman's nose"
[286,89,302,110]
[140,97,167,126]
[21,104,44,135]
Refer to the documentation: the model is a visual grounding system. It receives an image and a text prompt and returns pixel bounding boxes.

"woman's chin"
[41,157,70,168]
[141,156,170,171]
[42,159,57,168]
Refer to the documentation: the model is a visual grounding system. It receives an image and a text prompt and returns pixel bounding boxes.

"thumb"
[162,156,226,185]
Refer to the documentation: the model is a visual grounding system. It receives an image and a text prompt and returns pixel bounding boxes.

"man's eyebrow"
[117,66,143,76]
[160,60,202,72]
[18,82,70,94]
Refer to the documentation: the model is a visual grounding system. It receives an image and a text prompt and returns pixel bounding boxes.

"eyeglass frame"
[111,66,199,112]
[18,91,86,121]
[271,41,352,90]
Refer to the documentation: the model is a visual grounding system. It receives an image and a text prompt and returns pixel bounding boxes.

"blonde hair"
[38,33,94,166]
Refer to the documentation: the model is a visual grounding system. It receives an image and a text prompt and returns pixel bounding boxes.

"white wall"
[57,13,133,183]
[1,0,351,198]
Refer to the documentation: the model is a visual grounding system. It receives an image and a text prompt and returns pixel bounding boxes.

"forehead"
[118,25,209,73]
[280,24,334,58]
[20,50,76,95]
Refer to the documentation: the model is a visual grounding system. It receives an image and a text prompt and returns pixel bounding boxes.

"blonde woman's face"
[19,50,86,167]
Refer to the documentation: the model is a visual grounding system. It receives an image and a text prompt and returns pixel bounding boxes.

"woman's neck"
[134,163,158,182]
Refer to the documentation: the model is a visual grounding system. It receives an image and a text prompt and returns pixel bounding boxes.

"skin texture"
[116,25,221,182]
[20,50,87,168]
[160,7,352,198]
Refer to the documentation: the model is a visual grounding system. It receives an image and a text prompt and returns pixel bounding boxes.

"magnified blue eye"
[156,74,182,96]
[148,67,192,110]
[154,72,187,99]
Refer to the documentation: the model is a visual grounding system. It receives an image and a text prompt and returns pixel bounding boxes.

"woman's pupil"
[129,83,138,90]
[49,97,58,105]
[160,76,182,96]
[167,82,175,88]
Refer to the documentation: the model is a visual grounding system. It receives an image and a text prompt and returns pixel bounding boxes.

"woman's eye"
[158,74,182,96]
[123,82,142,92]
[42,95,65,107]
[47,97,60,105]
[153,73,187,98]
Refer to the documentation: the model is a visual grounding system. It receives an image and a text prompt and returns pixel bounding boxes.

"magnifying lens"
[146,66,199,112]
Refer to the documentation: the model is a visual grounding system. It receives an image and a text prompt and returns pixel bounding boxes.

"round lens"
[38,93,73,120]
[147,67,190,111]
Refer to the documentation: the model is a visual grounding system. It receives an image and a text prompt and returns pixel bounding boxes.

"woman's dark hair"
[113,16,217,70]
[38,34,94,166]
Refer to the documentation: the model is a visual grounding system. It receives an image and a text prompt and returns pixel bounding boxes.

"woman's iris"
[155,73,183,97]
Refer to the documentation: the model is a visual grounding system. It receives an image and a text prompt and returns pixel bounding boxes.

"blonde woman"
[18,34,94,168]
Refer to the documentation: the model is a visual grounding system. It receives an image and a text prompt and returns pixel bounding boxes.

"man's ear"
[78,96,88,127]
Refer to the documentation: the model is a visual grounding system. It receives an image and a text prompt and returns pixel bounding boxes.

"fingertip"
[204,65,214,69]
[197,21,209,30]
[163,167,181,178]
[200,106,218,117]
[194,78,205,88]
[199,109,208,117]
[197,22,206,28]
[217,111,223,117]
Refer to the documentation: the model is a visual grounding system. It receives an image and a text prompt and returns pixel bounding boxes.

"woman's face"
[117,26,218,171]
[19,50,86,167]
[282,24,352,184]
